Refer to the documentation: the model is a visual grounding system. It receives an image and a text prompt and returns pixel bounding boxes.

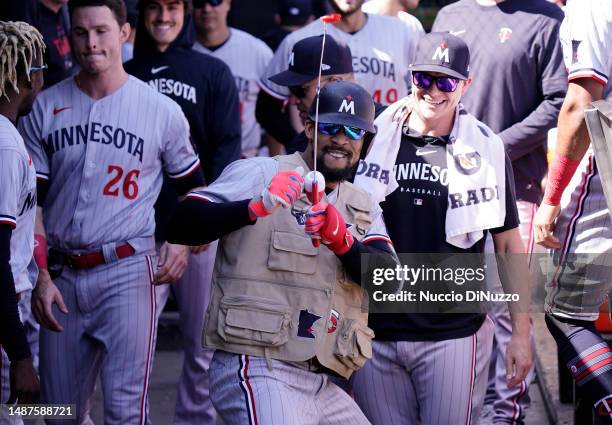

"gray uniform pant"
[209,350,371,425]
[352,316,494,425]
[39,254,157,425]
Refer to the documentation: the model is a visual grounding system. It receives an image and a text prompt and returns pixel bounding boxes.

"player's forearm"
[167,198,255,246]
[493,229,531,336]
[542,80,603,205]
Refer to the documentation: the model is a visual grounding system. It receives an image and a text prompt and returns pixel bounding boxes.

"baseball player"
[192,0,274,158]
[166,81,398,425]
[124,0,241,424]
[432,1,568,422]
[534,0,612,420]
[350,33,532,425]
[256,0,423,148]
[18,1,204,423]
[0,20,45,409]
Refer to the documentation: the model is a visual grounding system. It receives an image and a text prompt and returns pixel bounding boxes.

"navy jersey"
[371,128,520,342]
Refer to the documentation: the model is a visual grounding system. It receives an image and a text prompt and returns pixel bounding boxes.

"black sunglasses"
[193,0,223,7]
[288,84,307,99]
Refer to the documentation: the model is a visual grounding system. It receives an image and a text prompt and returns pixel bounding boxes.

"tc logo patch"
[498,27,513,43]
[327,309,340,333]
[453,152,482,175]
[297,310,321,339]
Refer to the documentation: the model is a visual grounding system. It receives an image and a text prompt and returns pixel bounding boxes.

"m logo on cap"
[289,51,295,66]
[338,95,355,115]
[432,41,449,63]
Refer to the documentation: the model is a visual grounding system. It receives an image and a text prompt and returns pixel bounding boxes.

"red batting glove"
[305,202,354,255]
[249,169,304,220]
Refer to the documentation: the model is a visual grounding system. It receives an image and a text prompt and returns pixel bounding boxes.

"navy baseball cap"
[409,32,470,80]
[279,0,312,26]
[309,81,376,134]
[269,35,353,87]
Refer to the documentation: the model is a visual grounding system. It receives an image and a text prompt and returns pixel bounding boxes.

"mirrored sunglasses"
[317,122,366,141]
[412,71,459,93]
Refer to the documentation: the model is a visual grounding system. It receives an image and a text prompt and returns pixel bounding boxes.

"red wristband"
[34,234,48,270]
[543,155,581,206]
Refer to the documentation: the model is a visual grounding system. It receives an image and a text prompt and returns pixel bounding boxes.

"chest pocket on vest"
[218,295,293,347]
[268,230,318,274]
[345,203,372,238]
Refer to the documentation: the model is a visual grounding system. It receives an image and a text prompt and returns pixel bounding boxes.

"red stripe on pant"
[139,255,156,425]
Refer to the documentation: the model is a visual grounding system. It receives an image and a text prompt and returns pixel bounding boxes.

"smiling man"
[351,32,533,425]
[18,0,204,423]
[124,1,241,423]
[166,81,398,425]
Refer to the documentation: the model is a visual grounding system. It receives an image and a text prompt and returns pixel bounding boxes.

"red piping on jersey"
[568,73,606,87]
[139,255,156,425]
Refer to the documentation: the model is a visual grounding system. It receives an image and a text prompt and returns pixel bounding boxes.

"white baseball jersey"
[194,29,273,158]
[18,76,200,251]
[260,14,423,106]
[0,115,37,293]
[560,0,612,99]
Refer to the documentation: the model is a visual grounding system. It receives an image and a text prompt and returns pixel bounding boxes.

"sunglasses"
[30,64,48,74]
[193,0,223,7]
[412,71,459,93]
[317,122,366,141]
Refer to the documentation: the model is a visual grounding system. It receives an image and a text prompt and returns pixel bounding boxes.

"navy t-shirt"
[370,127,520,341]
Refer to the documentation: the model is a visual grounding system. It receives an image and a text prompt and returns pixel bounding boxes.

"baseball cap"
[269,35,353,87]
[279,0,312,26]
[309,81,376,134]
[409,32,470,80]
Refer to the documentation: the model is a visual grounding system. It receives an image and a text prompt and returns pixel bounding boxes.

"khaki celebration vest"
[204,153,375,378]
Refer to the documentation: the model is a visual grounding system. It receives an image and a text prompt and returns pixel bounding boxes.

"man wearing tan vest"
[167,80,397,425]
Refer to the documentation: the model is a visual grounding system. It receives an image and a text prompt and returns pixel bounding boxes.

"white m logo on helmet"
[289,51,295,66]
[338,99,355,115]
[432,46,449,63]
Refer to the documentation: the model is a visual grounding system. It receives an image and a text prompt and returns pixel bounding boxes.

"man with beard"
[256,0,422,149]
[167,81,397,425]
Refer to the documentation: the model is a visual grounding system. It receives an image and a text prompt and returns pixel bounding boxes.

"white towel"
[353,97,506,249]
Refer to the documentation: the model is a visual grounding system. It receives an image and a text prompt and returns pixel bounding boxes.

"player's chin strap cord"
[305,13,341,248]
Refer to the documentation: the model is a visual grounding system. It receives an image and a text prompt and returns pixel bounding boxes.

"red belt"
[65,243,135,270]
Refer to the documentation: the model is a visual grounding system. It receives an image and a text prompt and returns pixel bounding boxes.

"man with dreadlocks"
[0,20,45,407]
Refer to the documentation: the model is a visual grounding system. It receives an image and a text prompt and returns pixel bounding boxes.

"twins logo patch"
[297,310,321,339]
[327,309,340,333]
[453,152,482,175]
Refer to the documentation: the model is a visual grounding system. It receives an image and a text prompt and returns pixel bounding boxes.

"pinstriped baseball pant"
[39,254,157,425]
[352,316,494,425]
[208,350,371,425]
